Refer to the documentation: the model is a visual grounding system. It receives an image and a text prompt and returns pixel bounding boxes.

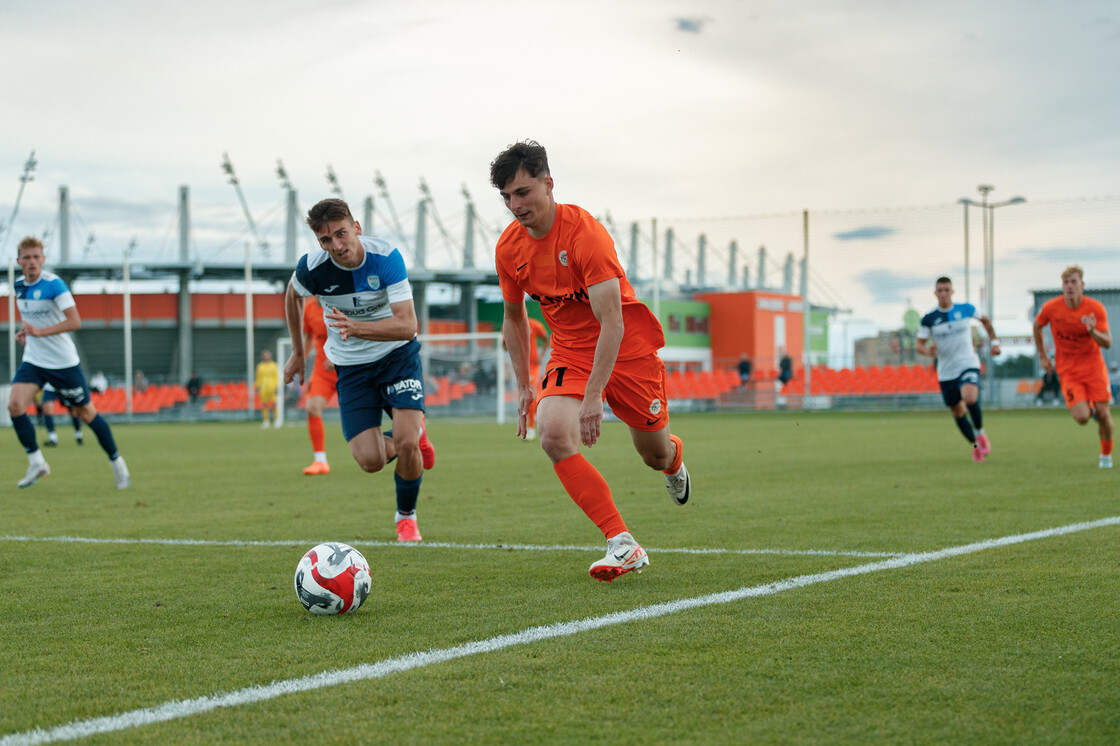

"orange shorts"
[306,367,338,400]
[538,351,668,431]
[1059,366,1111,408]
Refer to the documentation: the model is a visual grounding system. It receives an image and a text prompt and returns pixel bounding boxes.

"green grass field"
[2,410,1118,744]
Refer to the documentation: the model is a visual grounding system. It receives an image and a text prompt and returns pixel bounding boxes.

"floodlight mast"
[221,152,269,257]
[325,165,344,198]
[1,150,38,253]
[373,171,409,250]
[419,177,459,264]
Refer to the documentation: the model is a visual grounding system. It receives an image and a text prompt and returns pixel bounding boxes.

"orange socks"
[308,415,325,452]
[553,453,627,539]
[1103,439,1114,456]
[665,434,684,474]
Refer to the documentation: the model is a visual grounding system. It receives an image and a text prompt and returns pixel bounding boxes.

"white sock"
[314,451,327,463]
[395,511,416,523]
[29,450,46,466]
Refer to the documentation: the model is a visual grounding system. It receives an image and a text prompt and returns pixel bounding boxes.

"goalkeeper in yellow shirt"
[255,349,280,428]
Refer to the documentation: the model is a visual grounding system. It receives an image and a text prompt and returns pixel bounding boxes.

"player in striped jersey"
[916,276,1000,462]
[7,236,129,489]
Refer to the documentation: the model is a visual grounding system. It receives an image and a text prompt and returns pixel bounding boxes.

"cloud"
[854,268,931,304]
[674,16,708,33]
[832,226,897,241]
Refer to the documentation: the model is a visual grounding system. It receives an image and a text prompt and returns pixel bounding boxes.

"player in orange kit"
[301,296,338,474]
[491,140,690,582]
[1032,265,1113,468]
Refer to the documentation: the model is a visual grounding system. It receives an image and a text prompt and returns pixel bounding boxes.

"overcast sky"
[2,0,1118,327]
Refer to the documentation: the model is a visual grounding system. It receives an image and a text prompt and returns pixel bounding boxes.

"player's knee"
[538,429,574,462]
[355,453,387,472]
[1073,411,1091,425]
[7,399,25,417]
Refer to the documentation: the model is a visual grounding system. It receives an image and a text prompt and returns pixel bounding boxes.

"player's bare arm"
[1032,316,1054,373]
[20,306,82,340]
[1083,313,1112,349]
[502,299,535,437]
[282,282,306,384]
[327,299,417,342]
[915,338,936,357]
[979,315,1001,355]
[580,278,625,447]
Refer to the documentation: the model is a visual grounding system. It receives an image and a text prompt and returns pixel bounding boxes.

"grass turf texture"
[1,409,1117,744]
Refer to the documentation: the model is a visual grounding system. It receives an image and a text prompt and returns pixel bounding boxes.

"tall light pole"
[958,185,1026,403]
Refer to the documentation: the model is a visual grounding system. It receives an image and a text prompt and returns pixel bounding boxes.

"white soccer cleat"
[665,462,691,505]
[1101,455,1113,469]
[18,462,51,489]
[112,456,131,489]
[589,532,649,582]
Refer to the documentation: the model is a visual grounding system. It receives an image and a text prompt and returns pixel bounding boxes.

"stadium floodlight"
[325,165,343,198]
[2,150,38,253]
[958,185,1026,403]
[221,152,270,257]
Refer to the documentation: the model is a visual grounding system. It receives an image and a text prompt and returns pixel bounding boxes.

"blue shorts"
[13,362,91,408]
[335,338,426,441]
[939,368,980,408]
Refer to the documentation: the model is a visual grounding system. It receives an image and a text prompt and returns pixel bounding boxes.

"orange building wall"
[695,290,804,376]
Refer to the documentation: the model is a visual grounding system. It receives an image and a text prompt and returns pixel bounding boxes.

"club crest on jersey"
[649,399,662,416]
[33,289,42,299]
[558,250,568,267]
[367,276,381,291]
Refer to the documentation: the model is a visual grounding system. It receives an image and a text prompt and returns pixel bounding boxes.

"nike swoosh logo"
[645,415,664,426]
[516,263,527,271]
[324,285,340,292]
[613,552,629,562]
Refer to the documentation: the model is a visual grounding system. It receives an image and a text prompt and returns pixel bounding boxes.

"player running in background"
[39,383,84,447]
[283,198,434,542]
[1032,265,1113,468]
[491,140,690,582]
[916,276,999,462]
[254,350,279,429]
[301,295,337,473]
[7,236,129,489]
[524,315,550,440]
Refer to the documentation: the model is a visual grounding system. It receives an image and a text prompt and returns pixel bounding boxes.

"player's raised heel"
[18,462,51,489]
[665,462,691,505]
[976,433,991,456]
[112,456,130,489]
[589,532,649,582]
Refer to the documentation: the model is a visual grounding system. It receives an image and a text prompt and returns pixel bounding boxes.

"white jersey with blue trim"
[289,235,413,366]
[917,302,981,381]
[16,270,81,369]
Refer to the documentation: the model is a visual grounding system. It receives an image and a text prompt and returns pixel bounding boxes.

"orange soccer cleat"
[395,518,423,542]
[302,461,331,475]
[419,417,436,470]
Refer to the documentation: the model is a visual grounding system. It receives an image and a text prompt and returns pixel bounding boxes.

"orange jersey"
[496,203,664,362]
[1036,295,1109,381]
[303,296,329,361]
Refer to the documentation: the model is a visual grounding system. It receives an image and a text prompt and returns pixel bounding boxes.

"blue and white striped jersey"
[290,235,413,366]
[15,270,80,369]
[916,303,981,381]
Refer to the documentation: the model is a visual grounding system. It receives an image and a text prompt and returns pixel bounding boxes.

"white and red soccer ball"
[294,542,371,615]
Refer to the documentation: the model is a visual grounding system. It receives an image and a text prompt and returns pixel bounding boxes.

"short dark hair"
[490,140,549,190]
[306,198,354,234]
[935,276,952,286]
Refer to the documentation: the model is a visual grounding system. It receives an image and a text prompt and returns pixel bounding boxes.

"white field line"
[2,514,1117,746]
[0,535,901,558]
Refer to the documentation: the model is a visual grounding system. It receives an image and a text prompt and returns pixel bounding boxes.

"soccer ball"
[294,542,372,615]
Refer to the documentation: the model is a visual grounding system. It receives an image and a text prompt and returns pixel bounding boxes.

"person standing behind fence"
[916,276,999,463]
[7,236,129,489]
[1032,265,1113,469]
